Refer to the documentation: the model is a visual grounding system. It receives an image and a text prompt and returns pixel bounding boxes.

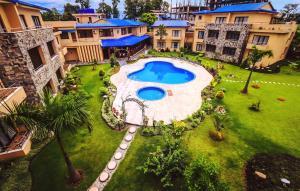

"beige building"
[152,20,188,51]
[192,2,297,66]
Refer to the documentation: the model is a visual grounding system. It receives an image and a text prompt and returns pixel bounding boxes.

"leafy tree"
[42,8,60,21]
[288,25,300,57]
[109,53,119,67]
[184,155,229,191]
[61,3,80,21]
[112,0,120,18]
[155,24,168,41]
[97,1,112,18]
[281,4,299,22]
[75,0,90,9]
[161,1,169,12]
[139,13,157,26]
[241,46,273,94]
[139,127,187,188]
[124,0,139,19]
[152,0,163,10]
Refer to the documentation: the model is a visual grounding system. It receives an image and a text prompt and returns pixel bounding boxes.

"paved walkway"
[223,79,300,87]
[88,124,139,191]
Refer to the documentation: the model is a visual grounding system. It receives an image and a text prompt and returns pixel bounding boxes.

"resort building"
[45,9,149,63]
[205,0,269,10]
[0,0,66,103]
[192,2,297,66]
[152,20,189,51]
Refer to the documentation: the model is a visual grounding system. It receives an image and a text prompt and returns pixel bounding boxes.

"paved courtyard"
[110,57,213,125]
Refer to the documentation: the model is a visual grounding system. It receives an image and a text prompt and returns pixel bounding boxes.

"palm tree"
[155,24,167,49]
[2,92,92,184]
[241,46,273,94]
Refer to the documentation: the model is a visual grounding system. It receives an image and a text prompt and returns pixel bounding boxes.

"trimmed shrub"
[215,91,225,100]
[251,84,261,89]
[209,129,224,141]
[277,97,286,102]
[249,101,261,111]
[99,87,109,96]
[99,70,105,79]
[103,77,110,87]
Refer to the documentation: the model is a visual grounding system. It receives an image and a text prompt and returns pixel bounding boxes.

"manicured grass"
[106,53,300,190]
[30,64,125,191]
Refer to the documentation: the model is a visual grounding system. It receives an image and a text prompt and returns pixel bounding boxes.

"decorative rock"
[107,161,117,170]
[114,152,122,160]
[89,187,99,191]
[281,178,290,185]
[254,171,267,179]
[119,143,128,150]
[99,172,109,182]
[129,126,136,133]
[125,134,133,142]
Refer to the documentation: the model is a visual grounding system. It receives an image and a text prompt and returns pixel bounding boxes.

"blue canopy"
[101,35,150,48]
[152,20,188,28]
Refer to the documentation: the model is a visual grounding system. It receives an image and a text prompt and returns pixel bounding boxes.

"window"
[100,29,113,37]
[56,68,63,81]
[252,35,269,45]
[206,44,216,52]
[28,46,45,70]
[47,41,56,58]
[226,31,240,41]
[32,16,41,28]
[88,17,92,23]
[71,32,77,42]
[223,47,236,56]
[234,17,248,24]
[208,30,219,39]
[0,15,6,32]
[172,42,179,49]
[157,41,165,49]
[196,43,203,51]
[198,31,204,39]
[128,27,132,33]
[121,28,127,35]
[77,30,93,38]
[198,16,202,20]
[19,15,28,29]
[215,17,226,24]
[60,32,69,39]
[172,30,180,37]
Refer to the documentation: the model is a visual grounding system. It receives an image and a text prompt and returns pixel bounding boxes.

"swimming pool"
[137,87,166,101]
[127,61,195,84]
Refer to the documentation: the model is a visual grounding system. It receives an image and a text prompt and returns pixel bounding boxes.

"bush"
[141,127,157,136]
[101,98,125,130]
[165,47,170,52]
[99,70,105,79]
[209,129,224,141]
[109,53,119,68]
[99,87,109,96]
[277,97,286,102]
[251,84,261,89]
[249,101,261,111]
[103,77,110,87]
[184,155,229,191]
[215,91,225,100]
[201,101,214,115]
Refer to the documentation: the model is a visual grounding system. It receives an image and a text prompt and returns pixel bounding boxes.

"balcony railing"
[0,25,53,33]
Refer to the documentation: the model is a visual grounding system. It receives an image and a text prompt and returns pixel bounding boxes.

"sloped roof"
[194,2,277,14]
[152,20,188,28]
[10,0,50,11]
[100,35,150,47]
[78,8,95,14]
[76,19,147,28]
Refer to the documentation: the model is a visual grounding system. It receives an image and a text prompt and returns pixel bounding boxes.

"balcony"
[0,87,26,114]
[246,43,270,50]
[250,22,297,34]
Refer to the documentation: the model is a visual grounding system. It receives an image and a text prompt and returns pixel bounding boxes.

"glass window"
[198,31,204,39]
[77,30,93,38]
[172,42,179,49]
[223,47,236,56]
[0,15,7,32]
[215,17,226,24]
[226,31,240,41]
[234,17,248,24]
[28,46,45,70]
[208,30,219,39]
[252,35,269,45]
[32,16,41,28]
[206,44,216,52]
[19,15,28,29]
[121,28,127,35]
[157,41,165,49]
[61,32,69,39]
[196,43,203,51]
[47,41,56,57]
[100,29,113,37]
[172,30,180,37]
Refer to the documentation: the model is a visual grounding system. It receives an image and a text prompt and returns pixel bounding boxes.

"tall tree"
[281,4,299,22]
[97,1,112,18]
[112,0,120,18]
[155,24,168,41]
[124,0,138,19]
[75,0,90,9]
[161,1,169,12]
[61,3,80,21]
[241,46,273,94]
[139,13,157,26]
[152,0,163,10]
[2,92,92,184]
[42,8,60,21]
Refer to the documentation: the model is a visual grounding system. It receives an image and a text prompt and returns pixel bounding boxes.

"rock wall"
[0,28,63,103]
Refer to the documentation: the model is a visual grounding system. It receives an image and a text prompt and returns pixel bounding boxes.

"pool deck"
[110,57,213,125]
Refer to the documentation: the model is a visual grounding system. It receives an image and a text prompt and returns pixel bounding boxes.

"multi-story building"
[193,2,297,66]
[152,20,189,51]
[45,9,149,63]
[205,0,269,10]
[0,0,66,103]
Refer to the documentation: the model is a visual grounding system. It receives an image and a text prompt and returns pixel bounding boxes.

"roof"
[100,35,150,47]
[194,2,277,14]
[76,19,147,28]
[10,0,50,11]
[78,8,95,14]
[152,20,188,28]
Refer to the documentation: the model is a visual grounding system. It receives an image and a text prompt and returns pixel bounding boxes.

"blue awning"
[100,35,150,48]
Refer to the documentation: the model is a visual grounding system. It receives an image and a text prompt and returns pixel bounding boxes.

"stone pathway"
[88,125,139,191]
[223,79,300,87]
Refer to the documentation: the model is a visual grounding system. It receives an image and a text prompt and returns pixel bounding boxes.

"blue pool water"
[137,87,166,101]
[128,61,195,84]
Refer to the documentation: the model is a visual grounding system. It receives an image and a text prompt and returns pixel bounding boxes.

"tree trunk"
[241,68,254,94]
[56,132,82,183]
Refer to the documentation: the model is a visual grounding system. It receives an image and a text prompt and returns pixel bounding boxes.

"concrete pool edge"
[110,57,213,126]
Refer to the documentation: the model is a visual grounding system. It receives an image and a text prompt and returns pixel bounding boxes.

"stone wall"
[0,28,64,103]
[204,23,251,64]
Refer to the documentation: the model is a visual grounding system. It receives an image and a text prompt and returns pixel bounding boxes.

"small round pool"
[137,87,166,101]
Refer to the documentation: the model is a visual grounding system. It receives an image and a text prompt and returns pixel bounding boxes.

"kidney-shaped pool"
[127,61,195,84]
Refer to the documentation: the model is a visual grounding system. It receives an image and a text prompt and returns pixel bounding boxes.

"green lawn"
[30,64,125,191]
[106,54,300,190]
